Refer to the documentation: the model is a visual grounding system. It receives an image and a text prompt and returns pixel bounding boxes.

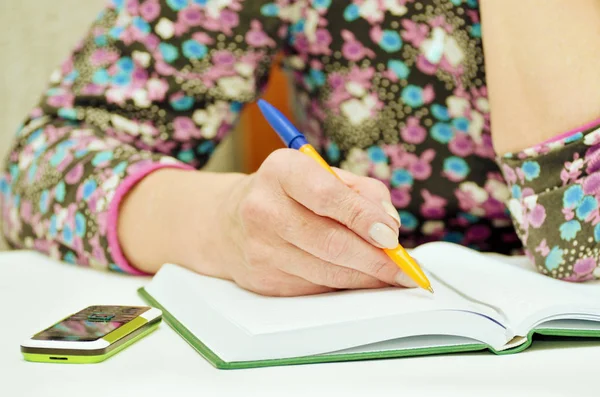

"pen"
[257,99,434,294]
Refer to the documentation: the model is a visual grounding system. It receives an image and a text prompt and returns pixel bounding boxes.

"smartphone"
[20,305,162,363]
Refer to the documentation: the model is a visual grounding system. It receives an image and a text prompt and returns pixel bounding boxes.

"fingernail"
[382,201,401,227]
[394,272,419,288]
[368,222,399,249]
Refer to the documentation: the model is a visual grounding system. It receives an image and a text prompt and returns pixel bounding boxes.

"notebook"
[138,242,600,369]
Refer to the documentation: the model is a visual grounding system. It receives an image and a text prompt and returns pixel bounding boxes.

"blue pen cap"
[257,99,308,150]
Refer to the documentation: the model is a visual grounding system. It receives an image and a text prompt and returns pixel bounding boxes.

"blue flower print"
[182,40,207,59]
[159,43,179,63]
[82,180,97,200]
[595,224,600,242]
[563,184,583,209]
[431,104,450,121]
[431,123,454,144]
[57,108,77,120]
[166,0,188,11]
[116,57,134,72]
[452,117,469,132]
[94,34,108,47]
[469,23,481,38]
[49,215,57,237]
[559,220,581,241]
[387,60,410,79]
[112,72,131,86]
[367,146,387,163]
[92,69,110,85]
[75,212,86,237]
[391,169,413,187]
[55,181,66,203]
[343,4,360,21]
[132,17,150,35]
[521,161,540,181]
[311,0,331,9]
[444,157,470,180]
[401,85,424,107]
[170,95,194,111]
[399,211,418,231]
[177,149,195,163]
[443,231,464,244]
[326,142,340,163]
[545,246,564,271]
[576,196,597,221]
[92,151,114,166]
[511,185,522,199]
[380,30,402,53]
[192,0,207,5]
[260,3,279,17]
[196,141,215,155]
[63,225,73,244]
[39,190,50,214]
[64,251,77,264]
[309,69,326,86]
[564,132,583,144]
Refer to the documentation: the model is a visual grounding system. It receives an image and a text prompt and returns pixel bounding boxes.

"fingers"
[276,242,391,290]
[234,267,336,297]
[269,150,400,249]
[333,167,400,227]
[276,201,412,287]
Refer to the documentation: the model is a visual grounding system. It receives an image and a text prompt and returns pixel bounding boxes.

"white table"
[2,251,599,397]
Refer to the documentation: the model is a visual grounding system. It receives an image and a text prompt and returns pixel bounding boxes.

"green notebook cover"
[138,287,600,370]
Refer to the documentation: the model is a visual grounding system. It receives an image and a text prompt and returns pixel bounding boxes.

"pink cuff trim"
[107,162,194,275]
[540,118,600,145]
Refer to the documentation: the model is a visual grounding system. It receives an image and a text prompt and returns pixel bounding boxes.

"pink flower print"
[473,134,497,160]
[81,84,106,96]
[61,57,74,75]
[422,84,435,104]
[574,257,597,275]
[47,91,75,108]
[212,50,236,66]
[501,164,517,184]
[20,200,33,223]
[527,204,546,228]
[583,173,600,195]
[180,6,203,27]
[143,33,160,51]
[391,188,411,209]
[449,133,474,157]
[401,117,427,145]
[90,49,120,67]
[401,19,429,47]
[308,28,333,55]
[245,20,275,48]
[131,68,149,89]
[416,55,437,75]
[585,145,600,174]
[465,224,492,243]
[535,239,550,257]
[126,0,140,15]
[173,117,201,141]
[192,32,215,45]
[341,30,375,62]
[421,189,447,219]
[411,149,435,180]
[139,0,160,21]
[429,15,453,33]
[482,198,506,218]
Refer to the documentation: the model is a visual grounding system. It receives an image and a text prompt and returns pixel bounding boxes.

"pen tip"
[427,286,434,294]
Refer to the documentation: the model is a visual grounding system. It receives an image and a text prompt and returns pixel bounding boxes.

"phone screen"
[32,306,149,342]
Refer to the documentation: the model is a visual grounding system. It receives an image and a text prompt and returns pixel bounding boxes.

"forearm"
[117,168,248,276]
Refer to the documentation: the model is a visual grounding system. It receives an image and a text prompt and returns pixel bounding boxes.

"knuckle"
[238,193,268,223]
[366,258,392,279]
[327,267,352,288]
[341,196,369,230]
[321,228,350,263]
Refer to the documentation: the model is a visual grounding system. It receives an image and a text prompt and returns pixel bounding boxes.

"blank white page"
[413,242,600,331]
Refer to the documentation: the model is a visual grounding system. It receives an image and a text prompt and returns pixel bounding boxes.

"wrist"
[117,168,247,275]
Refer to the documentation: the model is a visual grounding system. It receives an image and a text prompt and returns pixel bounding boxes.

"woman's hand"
[219,149,414,296]
[119,149,414,296]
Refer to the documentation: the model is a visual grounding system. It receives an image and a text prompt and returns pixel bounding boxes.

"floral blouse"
[2,0,600,281]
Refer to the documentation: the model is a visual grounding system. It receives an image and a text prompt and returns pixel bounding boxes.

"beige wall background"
[0,1,241,249]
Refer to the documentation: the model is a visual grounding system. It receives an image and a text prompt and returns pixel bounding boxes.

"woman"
[3,0,599,295]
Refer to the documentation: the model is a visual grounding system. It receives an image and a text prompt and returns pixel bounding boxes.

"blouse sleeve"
[0,0,284,273]
[497,119,600,282]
